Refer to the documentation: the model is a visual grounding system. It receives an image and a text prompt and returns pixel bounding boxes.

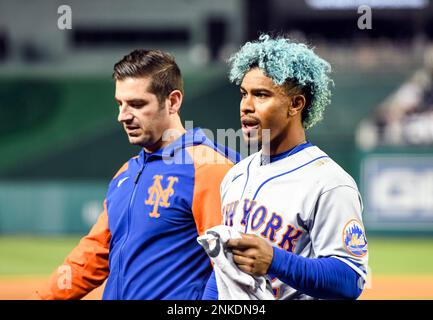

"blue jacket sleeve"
[269,247,363,300]
[202,270,218,300]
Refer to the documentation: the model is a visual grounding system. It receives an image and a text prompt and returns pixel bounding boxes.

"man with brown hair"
[36,49,238,300]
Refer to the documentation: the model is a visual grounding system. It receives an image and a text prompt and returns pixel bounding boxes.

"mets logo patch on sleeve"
[343,219,368,257]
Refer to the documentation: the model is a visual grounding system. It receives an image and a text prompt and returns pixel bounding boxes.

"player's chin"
[242,127,261,142]
[242,126,259,136]
[127,135,147,146]
[242,133,262,146]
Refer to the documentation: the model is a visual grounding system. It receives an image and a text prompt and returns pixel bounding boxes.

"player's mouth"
[241,117,260,135]
[125,125,141,136]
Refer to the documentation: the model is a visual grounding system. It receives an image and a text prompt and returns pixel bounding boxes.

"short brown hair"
[113,49,184,104]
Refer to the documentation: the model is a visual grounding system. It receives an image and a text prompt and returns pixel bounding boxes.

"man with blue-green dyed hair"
[202,35,368,300]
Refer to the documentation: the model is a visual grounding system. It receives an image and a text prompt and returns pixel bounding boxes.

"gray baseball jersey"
[220,144,368,300]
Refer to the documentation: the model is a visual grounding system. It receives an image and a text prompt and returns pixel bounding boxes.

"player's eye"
[240,91,247,98]
[129,100,147,108]
[255,92,269,98]
[130,103,145,108]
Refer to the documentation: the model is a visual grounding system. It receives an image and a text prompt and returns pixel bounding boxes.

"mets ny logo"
[343,219,368,257]
[145,175,178,218]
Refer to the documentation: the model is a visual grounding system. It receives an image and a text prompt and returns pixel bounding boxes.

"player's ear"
[288,94,306,117]
[166,90,183,114]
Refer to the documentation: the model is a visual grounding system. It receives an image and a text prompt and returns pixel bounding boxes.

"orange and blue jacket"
[36,128,239,299]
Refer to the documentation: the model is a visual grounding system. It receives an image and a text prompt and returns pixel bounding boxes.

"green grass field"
[367,237,433,275]
[1,236,433,277]
[0,236,80,276]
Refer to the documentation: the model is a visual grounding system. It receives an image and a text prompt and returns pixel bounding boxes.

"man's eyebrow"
[115,98,147,104]
[114,98,148,105]
[127,99,146,103]
[240,86,272,92]
[245,88,273,95]
[251,88,272,93]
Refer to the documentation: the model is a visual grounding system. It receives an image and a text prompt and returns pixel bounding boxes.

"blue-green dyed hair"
[228,34,333,129]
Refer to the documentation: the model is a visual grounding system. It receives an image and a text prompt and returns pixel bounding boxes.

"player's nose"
[240,95,255,114]
[118,105,133,123]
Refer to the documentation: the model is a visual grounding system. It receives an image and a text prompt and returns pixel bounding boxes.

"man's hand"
[226,233,274,276]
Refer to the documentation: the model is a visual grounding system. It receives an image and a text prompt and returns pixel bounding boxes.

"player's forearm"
[36,211,111,299]
[36,262,107,300]
[268,247,362,300]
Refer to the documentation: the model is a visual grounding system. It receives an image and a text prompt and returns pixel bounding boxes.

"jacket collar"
[138,127,209,161]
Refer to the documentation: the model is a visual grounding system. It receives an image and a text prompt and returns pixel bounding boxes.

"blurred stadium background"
[1,0,433,299]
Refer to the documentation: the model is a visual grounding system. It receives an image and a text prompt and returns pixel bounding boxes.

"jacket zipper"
[116,161,145,299]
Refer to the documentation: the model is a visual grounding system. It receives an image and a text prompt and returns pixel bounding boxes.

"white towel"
[197,225,275,300]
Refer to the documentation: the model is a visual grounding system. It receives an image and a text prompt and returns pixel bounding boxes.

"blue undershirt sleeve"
[202,270,218,300]
[268,247,363,300]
